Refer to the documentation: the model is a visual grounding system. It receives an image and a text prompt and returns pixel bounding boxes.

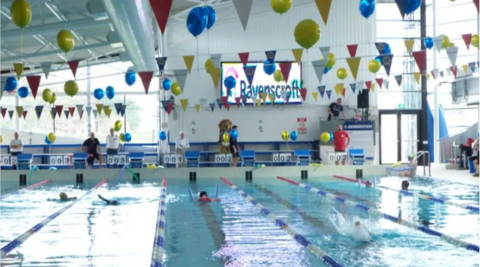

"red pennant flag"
[26,76,41,99]
[1,108,6,118]
[346,44,358,57]
[22,111,28,119]
[450,66,458,78]
[376,78,383,89]
[138,71,154,94]
[412,50,427,73]
[365,81,372,90]
[474,0,479,13]
[299,88,307,101]
[235,97,241,108]
[221,96,230,110]
[166,102,173,114]
[69,107,75,117]
[80,110,84,119]
[279,62,292,83]
[462,34,472,50]
[55,105,64,118]
[342,88,346,97]
[238,52,249,66]
[150,0,173,34]
[431,70,436,79]
[68,60,80,78]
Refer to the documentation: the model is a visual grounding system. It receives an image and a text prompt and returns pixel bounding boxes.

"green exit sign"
[398,104,404,109]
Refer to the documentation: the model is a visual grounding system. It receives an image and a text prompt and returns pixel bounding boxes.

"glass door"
[380,114,399,164]
[401,114,419,162]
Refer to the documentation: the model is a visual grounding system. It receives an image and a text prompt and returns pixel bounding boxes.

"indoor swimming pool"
[0,175,478,267]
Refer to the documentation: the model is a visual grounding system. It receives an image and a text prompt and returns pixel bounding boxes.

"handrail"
[151,178,167,267]
[414,150,431,176]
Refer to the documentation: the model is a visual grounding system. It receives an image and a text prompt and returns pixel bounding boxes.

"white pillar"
[432,0,440,163]
[15,96,19,132]
[87,62,92,135]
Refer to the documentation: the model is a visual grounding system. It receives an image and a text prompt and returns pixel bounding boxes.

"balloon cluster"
[187,6,216,37]
[42,89,56,104]
[320,132,334,143]
[323,53,336,74]
[119,133,132,143]
[281,131,298,141]
[45,132,56,145]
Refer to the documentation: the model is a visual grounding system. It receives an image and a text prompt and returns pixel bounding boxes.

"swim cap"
[59,192,67,199]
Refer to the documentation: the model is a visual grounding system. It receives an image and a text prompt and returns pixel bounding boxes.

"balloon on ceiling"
[205,58,214,73]
[337,68,348,80]
[17,86,28,98]
[171,82,182,96]
[187,7,207,37]
[57,30,75,53]
[359,0,376,19]
[294,19,320,50]
[203,6,216,29]
[4,77,17,92]
[10,0,31,29]
[42,89,52,103]
[162,78,172,90]
[64,80,78,97]
[106,86,115,100]
[93,88,104,100]
[271,0,293,14]
[49,93,57,104]
[125,70,136,86]
[273,70,284,82]
[368,59,381,73]
[263,60,276,75]
[424,37,434,49]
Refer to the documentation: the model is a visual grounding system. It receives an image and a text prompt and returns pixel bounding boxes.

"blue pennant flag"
[241,94,248,105]
[265,50,276,63]
[120,105,126,117]
[161,100,169,112]
[326,90,332,99]
[51,107,57,119]
[318,85,326,98]
[216,99,223,110]
[349,83,356,94]
[380,54,394,76]
[394,75,402,86]
[243,66,257,86]
[156,57,168,73]
[114,103,122,115]
[469,62,476,73]
[394,0,407,18]
[35,105,43,119]
[209,103,215,112]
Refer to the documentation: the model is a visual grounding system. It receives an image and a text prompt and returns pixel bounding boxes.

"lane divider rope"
[0,179,52,200]
[151,178,167,267]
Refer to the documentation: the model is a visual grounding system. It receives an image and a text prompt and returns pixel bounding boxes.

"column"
[432,0,440,162]
[87,62,92,135]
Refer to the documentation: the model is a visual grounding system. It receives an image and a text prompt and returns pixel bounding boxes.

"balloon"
[119,133,125,142]
[205,59,214,73]
[106,86,115,99]
[0,136,2,143]
[223,133,230,142]
[64,80,78,97]
[10,0,31,29]
[186,7,207,37]
[230,129,238,140]
[49,93,57,104]
[359,0,375,19]
[93,88,104,100]
[224,75,236,89]
[381,43,391,54]
[325,53,336,69]
[368,59,381,73]
[294,19,320,50]
[290,131,298,141]
[45,136,52,145]
[4,77,17,92]
[124,133,132,143]
[472,34,479,48]
[17,86,28,98]
[375,55,383,66]
[424,37,434,49]
[337,68,348,80]
[330,133,334,141]
[281,131,290,141]
[271,0,292,14]
[273,70,284,82]
[406,0,421,15]
[441,35,450,49]
[114,120,122,132]
[171,82,182,96]
[448,42,455,48]
[323,67,332,74]
[57,30,75,53]
[263,60,276,75]
[204,6,216,29]
[125,71,136,86]
[162,78,172,90]
[320,132,330,143]
[47,132,56,143]
[159,131,167,141]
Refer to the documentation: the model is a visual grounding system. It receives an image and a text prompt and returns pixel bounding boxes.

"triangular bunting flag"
[431,69,438,80]
[384,79,390,90]
[40,62,52,79]
[280,90,288,102]
[474,0,479,14]
[425,73,430,80]
[265,50,276,63]
[35,106,43,119]
[14,63,24,79]
[462,34,472,50]
[234,97,241,108]
[216,98,223,110]
[326,90,332,99]
[446,67,452,76]
[209,103,215,112]
[346,44,358,57]
[15,106,23,117]
[346,57,361,80]
[446,47,459,67]
[22,110,27,119]
[138,71,154,94]
[315,0,332,25]
[102,105,109,115]
[55,105,63,118]
[243,66,256,86]
[439,71,444,78]
[450,66,458,78]
[404,39,415,55]
[69,107,75,117]
[334,84,343,96]
[221,96,230,110]
[149,0,173,34]
[365,81,372,90]
[374,43,387,54]
[85,106,92,116]
[105,108,112,118]
[259,92,267,103]
[80,110,84,119]
[26,76,41,99]
[370,84,376,93]
[195,104,201,112]
[256,99,261,107]
[68,60,80,78]
[64,110,69,119]
[312,60,326,84]
[93,109,98,118]
[376,78,383,89]
[238,52,249,66]
[76,104,84,115]
[320,47,330,60]
[279,62,292,83]
[469,62,476,72]
[183,56,195,74]
[95,104,103,115]
[292,49,303,63]
[1,108,7,118]
[161,100,169,112]
[380,54,394,76]
[268,94,275,104]
[8,110,14,119]
[318,86,326,98]
[114,103,122,115]
[350,83,356,94]
[232,0,253,30]
[210,67,221,89]
[312,92,318,101]
[174,69,188,93]
[343,88,346,97]
[156,57,167,73]
[462,64,469,75]
[413,72,421,84]
[241,94,247,106]
[299,88,307,101]
[180,99,188,112]
[433,36,444,51]
[211,54,222,68]
[394,0,407,18]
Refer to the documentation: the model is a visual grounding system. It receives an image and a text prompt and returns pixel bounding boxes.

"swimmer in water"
[48,192,77,201]
[402,180,410,190]
[98,194,119,205]
[365,181,372,188]
[353,221,372,242]
[198,191,220,202]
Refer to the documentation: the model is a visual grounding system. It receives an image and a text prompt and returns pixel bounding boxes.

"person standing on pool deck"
[175,131,190,168]
[332,124,350,165]
[327,98,345,121]
[105,128,120,168]
[229,125,240,167]
[9,132,23,170]
[81,132,103,169]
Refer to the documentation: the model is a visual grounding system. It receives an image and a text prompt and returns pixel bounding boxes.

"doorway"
[379,110,421,164]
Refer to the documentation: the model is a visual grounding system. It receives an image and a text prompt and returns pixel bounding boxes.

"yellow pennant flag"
[96,104,104,115]
[183,56,195,74]
[260,92,267,103]
[14,63,24,79]
[195,104,201,112]
[256,99,261,107]
[103,106,109,115]
[312,92,318,101]
[413,72,421,84]
[15,106,23,117]
[292,49,303,63]
[404,39,415,55]
[425,73,430,80]
[315,0,332,25]
[268,94,275,104]
[346,57,361,81]
[210,67,221,89]
[334,83,344,96]
[180,99,188,112]
[105,108,112,118]
[371,83,376,93]
[462,64,469,74]
[50,110,54,120]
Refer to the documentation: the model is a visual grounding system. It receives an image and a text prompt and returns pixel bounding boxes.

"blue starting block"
[294,150,311,166]
[129,152,144,169]
[17,154,33,170]
[348,149,365,165]
[73,153,88,169]
[185,151,200,168]
[240,150,255,167]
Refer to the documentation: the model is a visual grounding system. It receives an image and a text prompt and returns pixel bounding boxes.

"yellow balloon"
[320,132,330,143]
[271,0,292,14]
[223,133,230,142]
[10,0,31,29]
[294,19,320,50]
[57,30,75,53]
[273,70,284,82]
[47,132,56,143]
[472,34,479,48]
[337,68,348,80]
[0,135,3,143]
[368,59,381,73]
[114,120,122,132]
[441,35,450,49]
[119,133,125,142]
[323,53,336,69]
[64,80,78,97]
[205,58,214,74]
[49,93,57,104]
[42,89,52,103]
[171,82,182,96]
[448,42,455,48]
[281,131,290,141]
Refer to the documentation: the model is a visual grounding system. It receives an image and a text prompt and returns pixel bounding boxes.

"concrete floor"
[424,163,479,186]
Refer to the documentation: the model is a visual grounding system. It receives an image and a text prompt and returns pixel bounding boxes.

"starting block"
[129,152,144,169]
[240,150,255,167]
[73,153,88,169]
[185,151,200,168]
[295,150,311,166]
[17,154,33,170]
[348,149,365,165]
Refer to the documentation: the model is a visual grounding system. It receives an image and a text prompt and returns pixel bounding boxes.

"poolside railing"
[151,178,167,267]
[220,177,345,267]
[0,178,109,258]
[0,179,52,200]
[277,176,479,253]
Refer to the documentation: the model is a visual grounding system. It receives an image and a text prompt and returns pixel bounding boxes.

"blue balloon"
[4,77,17,92]
[125,71,136,86]
[124,133,132,142]
[263,60,276,75]
[106,86,115,100]
[204,6,216,30]
[323,67,332,74]
[44,136,51,145]
[224,75,236,90]
[93,88,104,100]
[375,55,383,65]
[424,37,434,49]
[359,0,376,19]
[186,7,207,37]
[162,78,172,90]
[17,86,29,98]
[290,131,298,141]
[330,133,334,141]
[406,0,421,14]
[230,129,238,140]
[159,131,167,141]
[381,43,391,54]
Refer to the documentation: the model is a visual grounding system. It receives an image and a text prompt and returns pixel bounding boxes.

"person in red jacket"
[198,191,220,202]
[332,124,350,165]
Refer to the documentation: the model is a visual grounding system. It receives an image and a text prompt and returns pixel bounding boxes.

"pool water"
[0,176,478,267]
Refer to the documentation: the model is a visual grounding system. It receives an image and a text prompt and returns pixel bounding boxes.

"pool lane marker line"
[333,175,479,213]
[220,177,344,267]
[277,176,480,253]
[0,178,109,258]
[151,178,167,267]
[0,179,52,200]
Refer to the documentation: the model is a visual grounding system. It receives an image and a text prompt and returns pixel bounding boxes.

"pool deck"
[427,163,479,186]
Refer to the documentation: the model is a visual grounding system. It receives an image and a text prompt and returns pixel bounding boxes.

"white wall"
[0,129,83,145]
[165,0,377,142]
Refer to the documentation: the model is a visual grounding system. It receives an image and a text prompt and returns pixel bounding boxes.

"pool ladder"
[414,150,431,176]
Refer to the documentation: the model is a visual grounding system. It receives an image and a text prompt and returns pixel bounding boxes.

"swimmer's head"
[408,155,414,161]
[111,200,119,205]
[199,191,208,198]
[402,180,410,190]
[59,192,68,200]
[355,221,361,227]
[365,181,372,188]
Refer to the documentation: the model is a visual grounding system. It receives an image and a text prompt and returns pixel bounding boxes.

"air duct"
[101,0,158,72]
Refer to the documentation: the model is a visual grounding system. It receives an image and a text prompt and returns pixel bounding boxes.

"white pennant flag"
[433,36,444,51]
[431,69,439,79]
[446,67,452,76]
[232,0,253,30]
[319,47,331,60]
[200,98,207,109]
[280,90,288,101]
[85,106,92,116]
[311,60,327,84]
[384,79,389,90]
[173,69,188,93]
[211,54,222,68]
[445,47,459,67]
[40,62,52,79]
[76,104,84,114]
[356,81,364,93]
[92,109,98,118]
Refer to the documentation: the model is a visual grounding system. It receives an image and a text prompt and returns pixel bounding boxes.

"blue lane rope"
[151,178,167,267]
[188,188,195,200]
